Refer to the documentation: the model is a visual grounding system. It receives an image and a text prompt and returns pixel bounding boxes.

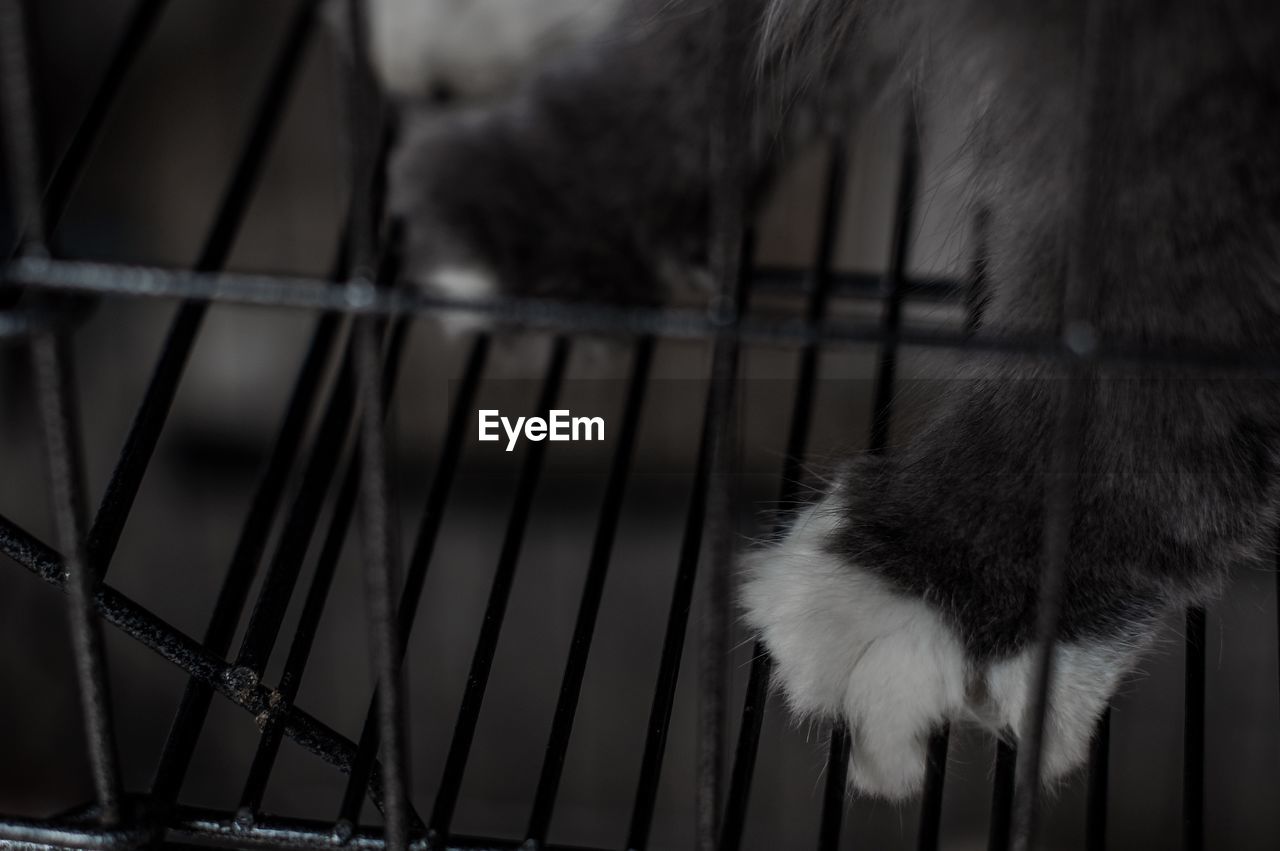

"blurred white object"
[363,0,625,100]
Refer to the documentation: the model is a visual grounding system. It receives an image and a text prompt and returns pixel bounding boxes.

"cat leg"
[739,386,1172,800]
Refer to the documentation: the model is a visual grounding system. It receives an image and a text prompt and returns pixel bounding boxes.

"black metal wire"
[1183,606,1206,851]
[30,331,126,825]
[0,512,392,798]
[524,335,654,848]
[816,727,851,851]
[2,0,124,826]
[719,135,849,851]
[816,106,921,851]
[1006,0,1122,844]
[82,0,322,585]
[429,336,573,844]
[19,254,1280,376]
[625,343,724,851]
[988,740,1017,851]
[36,0,169,245]
[149,238,349,813]
[916,728,951,851]
[236,319,414,827]
[335,335,490,830]
[0,0,47,256]
[1086,707,1112,851]
[341,0,409,845]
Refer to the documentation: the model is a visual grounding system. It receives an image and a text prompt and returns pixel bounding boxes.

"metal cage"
[0,0,1271,849]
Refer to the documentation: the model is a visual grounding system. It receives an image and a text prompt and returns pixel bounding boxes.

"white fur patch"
[740,497,969,798]
[978,639,1142,784]
[423,265,499,335]
[741,493,1142,800]
[365,0,625,100]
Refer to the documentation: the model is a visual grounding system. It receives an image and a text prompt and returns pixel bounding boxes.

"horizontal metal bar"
[13,256,1278,373]
[169,806,608,851]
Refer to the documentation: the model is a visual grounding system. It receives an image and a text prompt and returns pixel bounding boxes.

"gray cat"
[376,0,1280,798]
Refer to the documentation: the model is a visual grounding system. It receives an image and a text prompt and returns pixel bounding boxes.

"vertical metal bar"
[867,110,920,453]
[719,136,849,851]
[1006,2,1122,847]
[1182,606,1206,851]
[237,320,414,824]
[698,0,751,842]
[917,198,992,851]
[625,355,722,851]
[1086,707,1111,851]
[817,106,920,851]
[83,0,321,582]
[351,307,410,851]
[429,336,572,843]
[524,335,654,847]
[0,0,47,257]
[817,728,851,851]
[916,727,951,851]
[335,335,490,829]
[30,334,125,825]
[341,1,407,843]
[988,740,1017,851]
[2,0,125,824]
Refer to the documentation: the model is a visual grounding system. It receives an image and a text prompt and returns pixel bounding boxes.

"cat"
[360,0,1280,799]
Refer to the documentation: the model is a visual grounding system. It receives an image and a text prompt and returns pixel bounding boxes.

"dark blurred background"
[1,2,1278,849]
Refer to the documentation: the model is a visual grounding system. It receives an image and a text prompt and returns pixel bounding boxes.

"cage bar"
[82,0,321,586]
[429,336,573,841]
[719,134,849,851]
[1183,606,1206,851]
[335,335,491,828]
[524,335,654,847]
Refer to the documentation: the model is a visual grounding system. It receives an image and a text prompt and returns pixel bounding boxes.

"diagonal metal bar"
[0,513,394,805]
[335,335,491,829]
[429,336,573,842]
[148,238,349,812]
[524,335,654,846]
[37,0,170,244]
[236,319,415,827]
[82,0,322,583]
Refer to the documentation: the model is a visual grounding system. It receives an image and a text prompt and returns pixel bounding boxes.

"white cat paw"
[739,496,969,799]
[740,494,1141,800]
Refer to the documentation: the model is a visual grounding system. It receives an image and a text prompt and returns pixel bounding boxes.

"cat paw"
[740,493,1143,800]
[739,496,968,798]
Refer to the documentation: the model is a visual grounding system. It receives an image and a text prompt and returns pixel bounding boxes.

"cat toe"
[972,637,1145,784]
[739,496,969,800]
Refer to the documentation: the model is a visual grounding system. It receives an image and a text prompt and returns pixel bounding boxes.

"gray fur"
[384,0,1280,778]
